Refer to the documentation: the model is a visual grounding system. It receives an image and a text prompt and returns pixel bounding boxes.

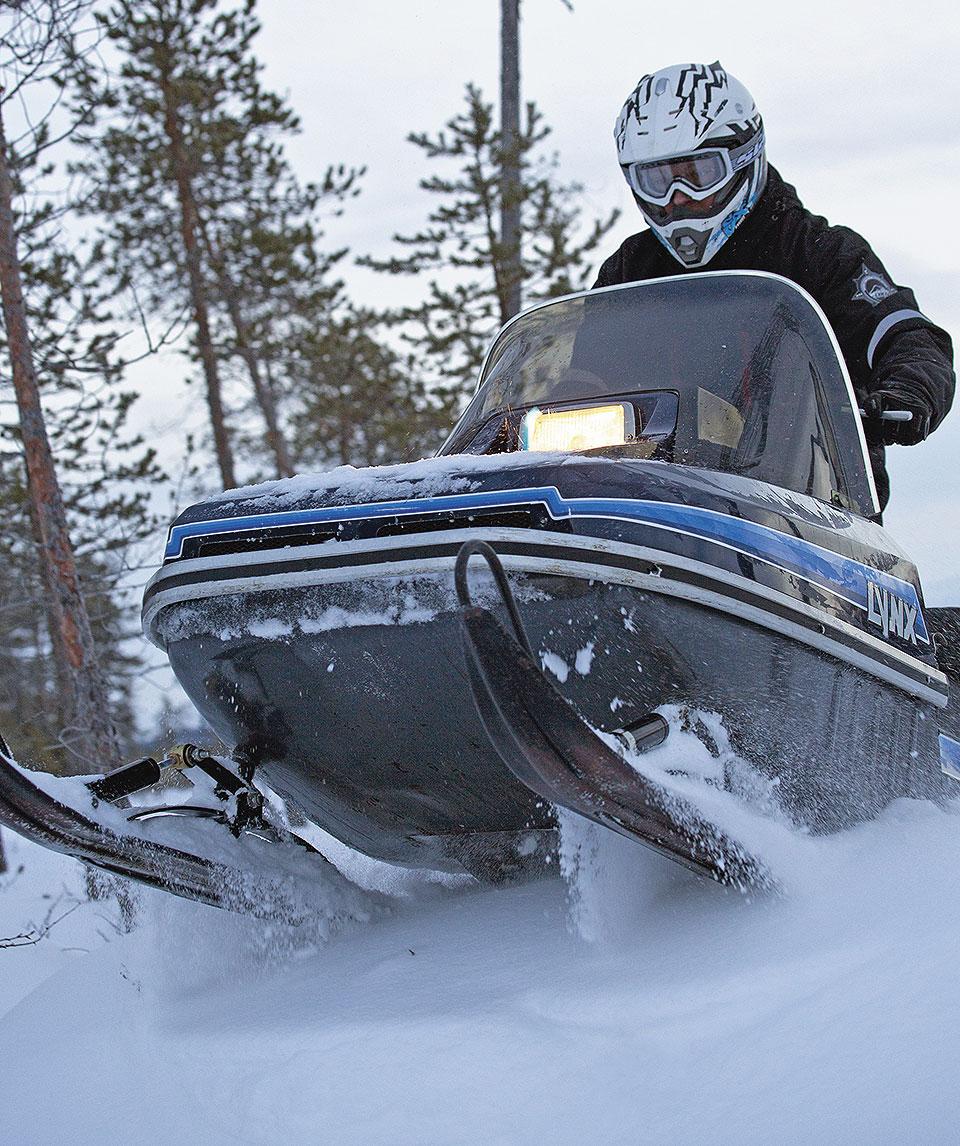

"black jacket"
[594,166,955,510]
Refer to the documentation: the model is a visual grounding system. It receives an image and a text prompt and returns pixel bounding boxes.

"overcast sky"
[135,0,960,594]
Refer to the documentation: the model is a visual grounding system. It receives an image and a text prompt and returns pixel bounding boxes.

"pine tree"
[500,0,575,320]
[0,0,158,770]
[362,85,619,412]
[499,0,522,321]
[195,137,360,479]
[69,0,360,485]
[0,179,161,767]
[286,305,445,470]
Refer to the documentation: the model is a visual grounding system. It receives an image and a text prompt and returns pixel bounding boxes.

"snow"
[0,834,126,1022]
[4,731,960,1143]
[246,617,294,639]
[540,648,570,682]
[212,450,576,509]
[574,641,596,675]
[155,579,449,644]
[155,571,548,647]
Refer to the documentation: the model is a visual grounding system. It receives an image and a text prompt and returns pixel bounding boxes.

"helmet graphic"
[615,62,767,268]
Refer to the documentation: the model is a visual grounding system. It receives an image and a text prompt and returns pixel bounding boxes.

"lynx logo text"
[867,581,919,644]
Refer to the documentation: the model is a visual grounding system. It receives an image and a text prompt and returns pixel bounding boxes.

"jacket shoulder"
[758,172,882,278]
[593,231,661,288]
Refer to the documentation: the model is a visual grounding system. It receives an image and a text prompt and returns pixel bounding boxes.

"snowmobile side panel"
[926,608,960,778]
[928,607,960,682]
[165,558,947,840]
[144,460,943,694]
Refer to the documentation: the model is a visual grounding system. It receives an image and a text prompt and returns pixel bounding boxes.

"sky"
[236,0,960,595]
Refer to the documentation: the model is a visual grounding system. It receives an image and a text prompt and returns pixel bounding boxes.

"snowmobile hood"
[142,453,938,692]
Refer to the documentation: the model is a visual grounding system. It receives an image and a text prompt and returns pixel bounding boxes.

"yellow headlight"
[520,404,632,453]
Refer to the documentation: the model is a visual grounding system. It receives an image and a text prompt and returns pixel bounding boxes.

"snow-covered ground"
[2,771,960,1145]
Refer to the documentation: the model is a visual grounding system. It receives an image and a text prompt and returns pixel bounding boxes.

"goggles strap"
[728,128,765,173]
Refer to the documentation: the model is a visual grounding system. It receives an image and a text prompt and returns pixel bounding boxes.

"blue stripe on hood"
[163,485,928,642]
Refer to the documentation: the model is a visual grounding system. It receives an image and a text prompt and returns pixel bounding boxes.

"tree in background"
[287,305,445,470]
[69,0,362,486]
[499,0,575,323]
[362,84,619,414]
[0,0,157,770]
[499,0,523,323]
[196,133,362,479]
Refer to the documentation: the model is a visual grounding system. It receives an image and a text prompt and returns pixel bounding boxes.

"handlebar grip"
[858,408,914,422]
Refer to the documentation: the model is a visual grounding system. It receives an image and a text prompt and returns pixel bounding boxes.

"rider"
[596,61,955,512]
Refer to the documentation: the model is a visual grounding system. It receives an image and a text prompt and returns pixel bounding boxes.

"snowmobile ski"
[455,542,776,892]
[0,733,323,920]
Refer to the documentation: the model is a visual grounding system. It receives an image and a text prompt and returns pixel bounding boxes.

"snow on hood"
[208,451,600,512]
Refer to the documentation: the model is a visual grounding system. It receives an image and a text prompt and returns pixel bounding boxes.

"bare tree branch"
[0,889,81,948]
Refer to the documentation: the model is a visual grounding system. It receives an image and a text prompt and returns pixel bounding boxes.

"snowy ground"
[2,783,960,1146]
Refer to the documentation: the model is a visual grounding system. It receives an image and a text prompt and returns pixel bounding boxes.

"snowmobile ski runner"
[0,733,362,920]
[454,541,775,891]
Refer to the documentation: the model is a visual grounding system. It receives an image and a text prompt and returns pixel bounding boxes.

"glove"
[861,388,931,446]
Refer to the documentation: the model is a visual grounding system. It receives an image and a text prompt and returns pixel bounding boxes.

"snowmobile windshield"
[440,271,877,516]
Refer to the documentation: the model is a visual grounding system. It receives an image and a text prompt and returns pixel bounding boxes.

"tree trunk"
[499,0,522,322]
[25,489,71,731]
[197,220,295,477]
[229,297,294,478]
[0,100,119,771]
[160,79,237,490]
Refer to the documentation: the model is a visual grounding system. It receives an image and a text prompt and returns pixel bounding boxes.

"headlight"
[520,403,634,453]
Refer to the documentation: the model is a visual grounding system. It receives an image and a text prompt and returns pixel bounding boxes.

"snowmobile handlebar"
[858,407,914,422]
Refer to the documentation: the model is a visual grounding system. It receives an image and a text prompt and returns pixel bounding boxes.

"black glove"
[861,388,932,446]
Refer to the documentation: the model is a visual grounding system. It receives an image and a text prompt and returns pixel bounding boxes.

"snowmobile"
[3,271,959,908]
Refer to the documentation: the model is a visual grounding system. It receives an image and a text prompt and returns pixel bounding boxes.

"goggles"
[622,130,764,206]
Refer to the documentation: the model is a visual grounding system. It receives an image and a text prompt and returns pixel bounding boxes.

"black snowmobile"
[3,271,958,907]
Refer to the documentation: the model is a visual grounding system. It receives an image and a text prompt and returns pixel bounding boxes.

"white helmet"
[615,62,767,268]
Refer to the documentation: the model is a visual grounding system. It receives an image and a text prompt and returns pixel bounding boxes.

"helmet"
[615,62,767,268]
